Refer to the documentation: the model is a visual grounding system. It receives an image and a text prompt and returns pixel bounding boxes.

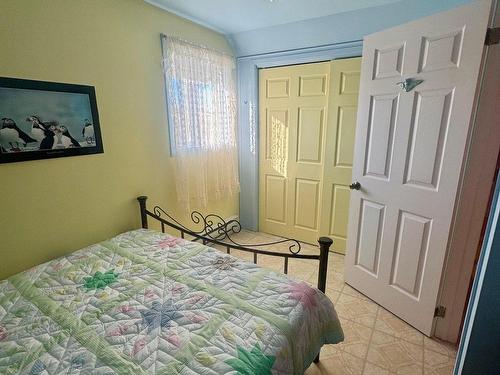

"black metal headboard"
[137,196,332,293]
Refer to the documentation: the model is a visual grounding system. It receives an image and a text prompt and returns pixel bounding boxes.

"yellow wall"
[0,0,238,280]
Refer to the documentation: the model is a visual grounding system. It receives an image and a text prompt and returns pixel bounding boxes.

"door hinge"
[434,305,447,318]
[485,27,500,46]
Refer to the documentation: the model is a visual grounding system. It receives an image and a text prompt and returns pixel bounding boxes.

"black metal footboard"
[137,196,332,292]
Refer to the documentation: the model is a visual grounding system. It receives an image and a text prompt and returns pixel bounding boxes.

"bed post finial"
[315,236,333,364]
[317,237,333,293]
[137,196,148,229]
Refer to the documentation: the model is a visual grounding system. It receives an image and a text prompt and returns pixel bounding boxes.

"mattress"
[0,229,343,374]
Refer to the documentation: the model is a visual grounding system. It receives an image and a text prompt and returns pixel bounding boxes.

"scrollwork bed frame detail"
[137,196,331,363]
[152,204,303,254]
[137,195,332,293]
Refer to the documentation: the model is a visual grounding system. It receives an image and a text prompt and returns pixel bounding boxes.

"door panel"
[266,109,289,175]
[259,62,331,243]
[364,94,398,180]
[404,89,452,189]
[266,78,290,98]
[265,175,287,224]
[297,108,324,163]
[339,72,360,95]
[356,199,385,275]
[319,57,362,253]
[299,75,328,96]
[329,184,351,250]
[390,210,430,297]
[345,0,491,335]
[373,45,404,80]
[294,179,320,230]
[418,30,463,72]
[334,106,356,168]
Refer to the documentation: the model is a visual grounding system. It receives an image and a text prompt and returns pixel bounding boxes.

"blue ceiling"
[144,0,404,34]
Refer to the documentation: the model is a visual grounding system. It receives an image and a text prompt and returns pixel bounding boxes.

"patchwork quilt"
[0,229,343,374]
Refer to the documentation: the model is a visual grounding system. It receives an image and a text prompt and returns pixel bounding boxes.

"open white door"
[345,0,491,335]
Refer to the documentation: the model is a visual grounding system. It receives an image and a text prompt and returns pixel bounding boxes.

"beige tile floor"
[217,230,458,375]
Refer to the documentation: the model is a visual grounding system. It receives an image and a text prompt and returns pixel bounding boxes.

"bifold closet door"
[259,62,330,244]
[319,57,361,254]
[259,59,360,247]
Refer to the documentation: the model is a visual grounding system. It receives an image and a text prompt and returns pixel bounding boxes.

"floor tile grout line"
[360,304,380,374]
[369,325,425,347]
[422,337,458,359]
[337,313,431,364]
[422,345,426,375]
[367,319,455,353]
[325,316,375,365]
[423,345,458,359]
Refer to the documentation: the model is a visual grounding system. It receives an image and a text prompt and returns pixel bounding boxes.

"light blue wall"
[235,0,473,230]
[455,173,500,374]
[230,0,471,57]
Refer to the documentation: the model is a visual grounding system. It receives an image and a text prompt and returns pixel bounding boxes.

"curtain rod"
[160,33,234,58]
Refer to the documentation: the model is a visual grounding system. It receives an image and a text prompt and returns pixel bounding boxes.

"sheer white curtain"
[162,36,239,209]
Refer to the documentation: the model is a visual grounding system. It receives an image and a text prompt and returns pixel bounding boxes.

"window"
[161,36,239,208]
[162,36,237,155]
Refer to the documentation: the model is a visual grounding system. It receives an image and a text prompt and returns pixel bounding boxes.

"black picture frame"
[0,77,103,164]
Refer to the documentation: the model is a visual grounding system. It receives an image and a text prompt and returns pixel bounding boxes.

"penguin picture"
[26,115,49,142]
[82,119,95,144]
[0,118,37,151]
[58,125,81,148]
[51,127,64,149]
[38,121,57,150]
[0,77,103,163]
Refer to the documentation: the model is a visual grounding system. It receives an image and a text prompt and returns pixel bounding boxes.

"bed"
[0,196,343,374]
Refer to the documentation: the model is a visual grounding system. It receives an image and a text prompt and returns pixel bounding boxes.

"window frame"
[161,36,236,157]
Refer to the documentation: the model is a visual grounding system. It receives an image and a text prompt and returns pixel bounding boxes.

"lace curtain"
[162,36,239,209]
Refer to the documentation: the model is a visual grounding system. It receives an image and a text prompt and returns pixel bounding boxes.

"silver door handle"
[397,78,423,92]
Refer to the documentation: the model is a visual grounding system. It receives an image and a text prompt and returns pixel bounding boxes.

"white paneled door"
[345,0,491,335]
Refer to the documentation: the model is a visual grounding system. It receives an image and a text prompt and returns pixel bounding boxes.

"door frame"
[237,40,363,231]
[435,0,499,344]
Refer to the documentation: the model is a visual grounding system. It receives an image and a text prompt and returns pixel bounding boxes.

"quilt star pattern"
[0,229,343,374]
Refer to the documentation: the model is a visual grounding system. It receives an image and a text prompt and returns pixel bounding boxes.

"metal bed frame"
[137,195,333,363]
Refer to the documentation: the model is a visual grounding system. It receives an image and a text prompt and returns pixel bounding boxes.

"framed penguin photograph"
[0,77,103,164]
